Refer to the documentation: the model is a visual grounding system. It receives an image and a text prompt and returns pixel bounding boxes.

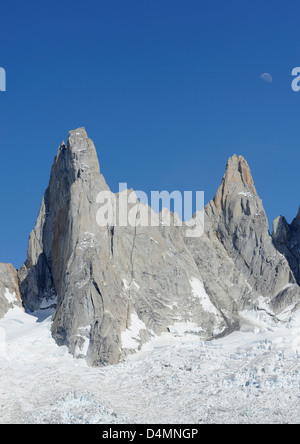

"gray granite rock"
[206,155,300,314]
[273,208,300,286]
[19,129,231,366]
[0,263,22,318]
[18,132,300,366]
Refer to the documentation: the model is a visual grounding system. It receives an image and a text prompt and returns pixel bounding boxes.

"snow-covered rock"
[0,263,22,318]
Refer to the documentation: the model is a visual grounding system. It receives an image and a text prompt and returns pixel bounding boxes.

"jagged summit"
[225,154,255,187]
[16,129,300,364]
[67,128,92,151]
[56,128,90,157]
[273,215,290,243]
[1,128,299,367]
[273,207,300,286]
[206,152,299,312]
[292,206,300,227]
[213,154,257,212]
[69,127,88,137]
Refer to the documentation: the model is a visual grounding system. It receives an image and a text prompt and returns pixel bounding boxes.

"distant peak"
[291,206,300,229]
[53,128,101,178]
[273,215,290,243]
[225,155,254,187]
[213,154,257,211]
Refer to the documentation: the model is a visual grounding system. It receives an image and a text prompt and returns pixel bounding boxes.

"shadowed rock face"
[0,264,22,318]
[17,131,300,366]
[273,208,300,287]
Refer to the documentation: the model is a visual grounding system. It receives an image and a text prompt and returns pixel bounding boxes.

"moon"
[260,73,273,83]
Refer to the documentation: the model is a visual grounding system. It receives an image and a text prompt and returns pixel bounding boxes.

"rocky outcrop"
[19,129,240,366]
[18,131,300,366]
[273,208,300,287]
[0,263,22,318]
[184,213,259,318]
[206,155,300,314]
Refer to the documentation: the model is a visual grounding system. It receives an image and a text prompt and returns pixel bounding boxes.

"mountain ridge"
[0,127,299,366]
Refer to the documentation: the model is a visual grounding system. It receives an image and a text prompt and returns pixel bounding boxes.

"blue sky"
[0,0,300,268]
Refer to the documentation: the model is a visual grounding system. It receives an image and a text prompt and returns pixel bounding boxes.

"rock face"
[0,264,22,318]
[18,130,300,366]
[273,208,300,287]
[18,129,233,365]
[206,155,300,314]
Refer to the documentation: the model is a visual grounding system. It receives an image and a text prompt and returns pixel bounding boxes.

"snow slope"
[0,306,299,424]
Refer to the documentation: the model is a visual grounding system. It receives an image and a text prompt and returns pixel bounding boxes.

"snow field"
[0,306,299,424]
